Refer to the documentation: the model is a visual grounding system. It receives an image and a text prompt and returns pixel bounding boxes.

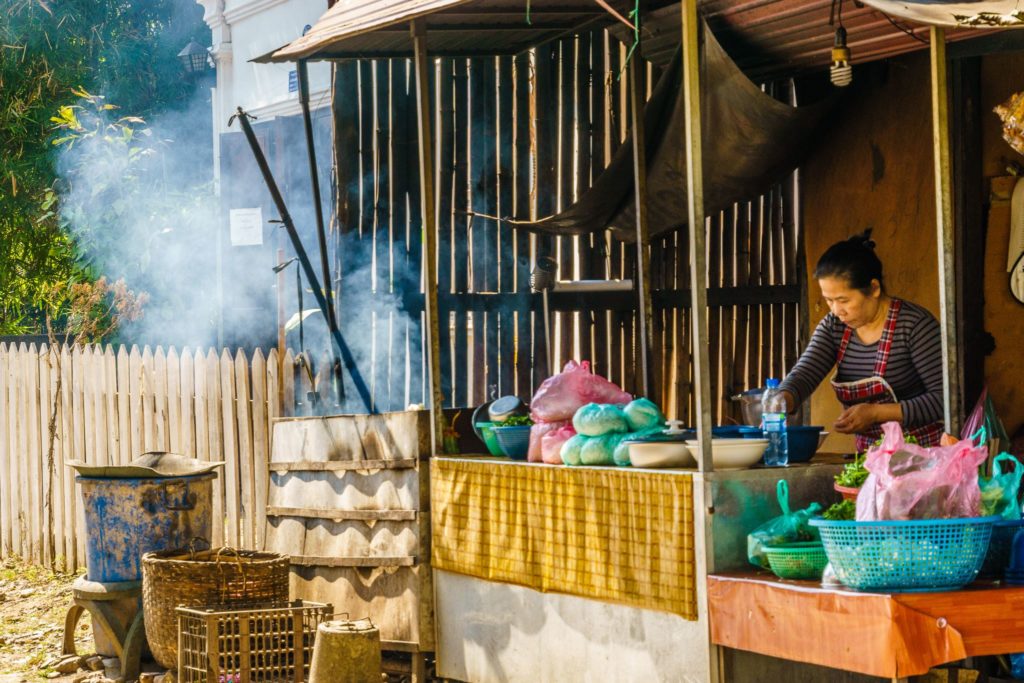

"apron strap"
[836,326,854,364]
[873,299,902,377]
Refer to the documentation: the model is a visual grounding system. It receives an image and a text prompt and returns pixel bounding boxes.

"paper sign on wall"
[230,207,264,246]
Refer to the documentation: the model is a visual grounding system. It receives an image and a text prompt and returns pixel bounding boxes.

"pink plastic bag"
[856,422,988,521]
[541,425,577,465]
[530,360,632,423]
[528,421,570,462]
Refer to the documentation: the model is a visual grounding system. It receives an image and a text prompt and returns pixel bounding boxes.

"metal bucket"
[78,472,214,582]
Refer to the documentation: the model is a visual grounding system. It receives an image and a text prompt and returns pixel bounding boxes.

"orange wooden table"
[708,572,1024,679]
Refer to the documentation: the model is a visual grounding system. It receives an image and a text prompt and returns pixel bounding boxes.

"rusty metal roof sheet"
[270,0,995,78]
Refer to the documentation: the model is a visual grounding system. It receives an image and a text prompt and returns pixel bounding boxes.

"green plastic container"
[763,542,828,580]
[474,422,505,456]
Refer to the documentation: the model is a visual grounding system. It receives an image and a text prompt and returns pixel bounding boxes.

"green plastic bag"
[980,453,1023,519]
[623,398,664,432]
[747,480,822,569]
[612,426,666,466]
[560,434,588,466]
[573,403,629,437]
[580,433,624,466]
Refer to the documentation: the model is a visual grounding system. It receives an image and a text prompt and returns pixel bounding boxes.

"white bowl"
[627,441,696,468]
[685,438,769,470]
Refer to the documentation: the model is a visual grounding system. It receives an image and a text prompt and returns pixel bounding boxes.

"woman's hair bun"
[850,228,876,250]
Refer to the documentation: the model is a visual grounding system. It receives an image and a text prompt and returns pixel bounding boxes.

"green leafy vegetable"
[502,414,533,426]
[834,432,919,489]
[823,500,856,521]
[835,453,869,488]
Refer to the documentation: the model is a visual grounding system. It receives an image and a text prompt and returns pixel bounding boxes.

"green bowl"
[474,422,505,456]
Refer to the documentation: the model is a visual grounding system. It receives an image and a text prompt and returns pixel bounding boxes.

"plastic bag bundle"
[623,398,664,432]
[560,434,588,466]
[530,360,632,423]
[747,480,822,569]
[541,425,576,465]
[856,422,988,521]
[527,420,570,463]
[573,403,629,436]
[579,433,627,466]
[980,453,1024,519]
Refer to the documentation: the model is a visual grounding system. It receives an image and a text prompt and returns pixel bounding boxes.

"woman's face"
[818,276,881,329]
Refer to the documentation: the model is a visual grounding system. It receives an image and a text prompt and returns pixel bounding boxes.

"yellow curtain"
[431,458,697,620]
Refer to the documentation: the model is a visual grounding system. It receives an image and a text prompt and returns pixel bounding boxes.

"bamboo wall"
[0,342,291,571]
[328,31,805,424]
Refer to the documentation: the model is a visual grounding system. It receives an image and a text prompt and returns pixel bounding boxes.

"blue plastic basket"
[493,425,532,459]
[810,516,999,592]
[980,519,1024,578]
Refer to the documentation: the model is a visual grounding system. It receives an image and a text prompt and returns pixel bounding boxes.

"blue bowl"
[493,425,532,460]
[747,425,824,463]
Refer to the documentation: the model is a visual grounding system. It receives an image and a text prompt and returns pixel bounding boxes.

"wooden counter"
[708,572,1024,679]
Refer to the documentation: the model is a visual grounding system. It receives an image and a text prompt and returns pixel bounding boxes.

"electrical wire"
[882,12,929,44]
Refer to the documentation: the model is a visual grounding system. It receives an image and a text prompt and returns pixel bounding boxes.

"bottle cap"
[765,378,780,389]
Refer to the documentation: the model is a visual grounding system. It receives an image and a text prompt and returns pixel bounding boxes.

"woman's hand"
[834,404,878,434]
[834,403,903,434]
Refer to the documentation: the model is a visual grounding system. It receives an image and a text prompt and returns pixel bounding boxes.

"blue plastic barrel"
[77,473,214,582]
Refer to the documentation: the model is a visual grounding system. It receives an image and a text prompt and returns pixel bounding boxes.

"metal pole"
[230,107,373,412]
[682,0,713,474]
[297,60,338,332]
[412,21,448,455]
[930,26,962,433]
[297,59,343,403]
[630,53,655,400]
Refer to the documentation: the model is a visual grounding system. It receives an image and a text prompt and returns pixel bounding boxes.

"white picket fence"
[0,342,295,571]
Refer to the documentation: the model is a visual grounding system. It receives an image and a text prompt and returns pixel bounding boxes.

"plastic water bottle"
[762,378,789,467]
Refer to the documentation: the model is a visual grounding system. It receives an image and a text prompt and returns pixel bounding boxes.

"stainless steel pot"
[731,388,803,426]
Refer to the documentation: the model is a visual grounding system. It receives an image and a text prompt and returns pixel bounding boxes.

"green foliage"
[0,0,207,334]
[823,500,856,521]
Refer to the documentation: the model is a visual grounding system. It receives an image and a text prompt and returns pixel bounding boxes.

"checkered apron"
[830,299,944,451]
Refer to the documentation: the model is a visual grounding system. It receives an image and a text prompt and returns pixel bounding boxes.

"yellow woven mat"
[431,458,697,620]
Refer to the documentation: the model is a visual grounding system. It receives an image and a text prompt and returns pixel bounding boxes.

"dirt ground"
[0,558,93,681]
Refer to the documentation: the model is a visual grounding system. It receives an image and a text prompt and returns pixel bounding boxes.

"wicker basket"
[142,548,290,669]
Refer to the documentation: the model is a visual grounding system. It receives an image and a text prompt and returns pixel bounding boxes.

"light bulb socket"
[833,25,848,48]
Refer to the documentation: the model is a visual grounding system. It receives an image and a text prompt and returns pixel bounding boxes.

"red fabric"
[831,299,943,451]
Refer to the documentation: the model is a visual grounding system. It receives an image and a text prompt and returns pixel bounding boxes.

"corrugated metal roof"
[271,0,663,61]
[270,0,997,78]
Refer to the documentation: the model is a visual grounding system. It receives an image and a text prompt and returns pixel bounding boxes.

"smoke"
[56,88,229,350]
[53,2,426,417]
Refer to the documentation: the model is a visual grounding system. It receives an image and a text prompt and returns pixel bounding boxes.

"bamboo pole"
[682,0,712,473]
[930,26,962,433]
[412,21,446,455]
[630,55,655,400]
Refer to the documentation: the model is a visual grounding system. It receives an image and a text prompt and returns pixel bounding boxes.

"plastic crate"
[177,600,332,683]
[763,542,828,580]
[810,516,998,592]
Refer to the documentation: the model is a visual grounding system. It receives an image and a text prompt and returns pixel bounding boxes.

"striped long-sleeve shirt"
[778,300,944,428]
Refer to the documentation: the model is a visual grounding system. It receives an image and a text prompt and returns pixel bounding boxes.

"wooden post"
[630,54,655,400]
[930,26,962,433]
[412,21,446,455]
[682,0,713,473]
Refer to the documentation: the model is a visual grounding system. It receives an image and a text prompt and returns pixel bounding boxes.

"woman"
[778,230,945,450]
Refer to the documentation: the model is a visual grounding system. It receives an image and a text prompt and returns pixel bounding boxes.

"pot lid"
[67,452,225,478]
[488,395,527,421]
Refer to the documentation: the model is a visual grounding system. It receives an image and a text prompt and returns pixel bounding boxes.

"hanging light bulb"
[830,26,853,87]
